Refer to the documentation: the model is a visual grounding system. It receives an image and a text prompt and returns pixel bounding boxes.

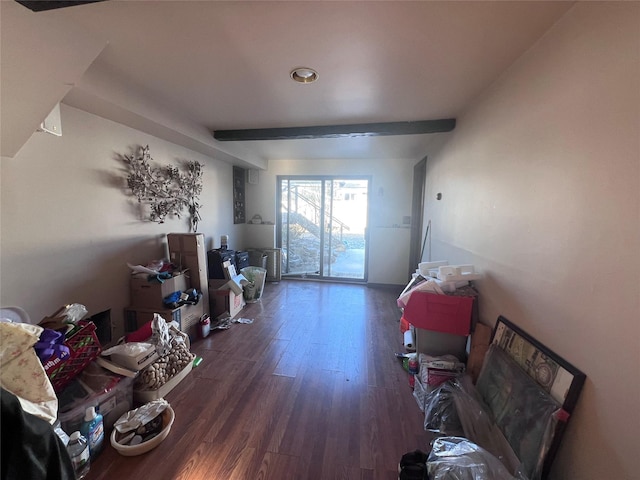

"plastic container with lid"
[57,367,134,436]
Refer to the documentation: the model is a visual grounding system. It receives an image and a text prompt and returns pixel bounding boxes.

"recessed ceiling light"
[290,67,318,83]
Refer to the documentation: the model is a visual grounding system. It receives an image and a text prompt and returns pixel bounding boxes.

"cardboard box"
[124,301,204,339]
[167,233,210,316]
[208,279,245,318]
[130,271,189,310]
[403,291,474,336]
[109,344,159,372]
[466,323,493,383]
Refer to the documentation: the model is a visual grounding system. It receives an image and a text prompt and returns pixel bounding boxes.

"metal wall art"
[123,145,203,232]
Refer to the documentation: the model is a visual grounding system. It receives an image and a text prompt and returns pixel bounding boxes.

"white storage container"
[133,362,193,403]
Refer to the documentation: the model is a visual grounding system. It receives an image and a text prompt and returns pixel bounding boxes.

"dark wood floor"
[88,281,431,480]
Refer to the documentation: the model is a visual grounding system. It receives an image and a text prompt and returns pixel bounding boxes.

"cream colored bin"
[133,327,194,403]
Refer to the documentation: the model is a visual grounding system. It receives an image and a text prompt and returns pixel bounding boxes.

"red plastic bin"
[403,291,474,336]
[43,321,102,392]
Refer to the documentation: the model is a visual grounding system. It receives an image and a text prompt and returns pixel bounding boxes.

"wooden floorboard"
[87,281,432,480]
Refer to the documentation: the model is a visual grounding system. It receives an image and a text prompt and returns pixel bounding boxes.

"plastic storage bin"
[240,266,266,303]
[44,321,102,392]
[58,364,134,435]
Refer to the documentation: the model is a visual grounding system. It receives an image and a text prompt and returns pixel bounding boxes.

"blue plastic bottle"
[80,406,104,459]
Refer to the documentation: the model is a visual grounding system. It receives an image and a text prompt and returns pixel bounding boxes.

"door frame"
[408,157,427,280]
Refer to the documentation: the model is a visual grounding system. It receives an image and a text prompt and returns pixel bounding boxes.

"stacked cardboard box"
[129,271,189,311]
[167,233,210,316]
[126,269,204,339]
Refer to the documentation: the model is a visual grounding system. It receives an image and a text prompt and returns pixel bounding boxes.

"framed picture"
[491,315,585,411]
[491,315,586,478]
[233,166,245,224]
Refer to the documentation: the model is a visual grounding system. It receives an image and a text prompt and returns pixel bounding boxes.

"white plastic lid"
[84,406,96,421]
[70,431,81,441]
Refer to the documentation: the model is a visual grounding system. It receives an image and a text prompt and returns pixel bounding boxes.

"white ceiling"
[1,0,574,166]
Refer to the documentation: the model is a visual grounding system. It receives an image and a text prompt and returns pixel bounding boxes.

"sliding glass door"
[277,176,369,281]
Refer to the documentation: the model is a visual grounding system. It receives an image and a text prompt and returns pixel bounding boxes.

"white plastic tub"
[110,405,175,456]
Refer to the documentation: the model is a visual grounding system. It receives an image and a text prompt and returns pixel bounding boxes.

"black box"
[236,251,249,271]
[207,248,236,279]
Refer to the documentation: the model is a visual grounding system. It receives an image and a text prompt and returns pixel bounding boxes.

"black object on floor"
[399,449,429,480]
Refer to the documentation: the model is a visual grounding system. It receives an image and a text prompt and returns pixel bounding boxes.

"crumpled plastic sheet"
[427,436,528,480]
[449,375,524,476]
[114,398,169,434]
[213,316,254,330]
[234,317,253,324]
[397,278,445,308]
[423,375,524,477]
[57,303,88,324]
[127,260,166,275]
[424,375,483,436]
[151,314,173,356]
[102,341,155,357]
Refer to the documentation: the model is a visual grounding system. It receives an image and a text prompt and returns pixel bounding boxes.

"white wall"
[423,3,639,478]
[245,157,417,284]
[0,104,238,339]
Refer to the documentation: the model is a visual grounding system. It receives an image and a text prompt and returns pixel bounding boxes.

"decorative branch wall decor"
[124,145,204,232]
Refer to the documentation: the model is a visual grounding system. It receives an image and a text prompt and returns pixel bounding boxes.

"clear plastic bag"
[471,346,561,480]
[423,381,465,436]
[424,347,561,480]
[427,436,528,480]
[449,375,523,475]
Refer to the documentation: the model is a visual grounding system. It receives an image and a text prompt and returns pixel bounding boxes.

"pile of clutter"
[399,351,467,417]
[126,259,205,340]
[0,304,185,479]
[101,314,196,399]
[1,304,100,425]
[398,260,481,309]
[397,260,480,378]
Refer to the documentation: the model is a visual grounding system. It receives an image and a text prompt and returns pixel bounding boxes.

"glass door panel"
[280,179,323,276]
[278,176,369,281]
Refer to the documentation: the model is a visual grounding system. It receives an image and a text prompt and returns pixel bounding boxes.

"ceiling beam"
[213,118,456,141]
[15,1,107,12]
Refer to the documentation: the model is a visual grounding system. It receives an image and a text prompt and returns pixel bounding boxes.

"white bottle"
[67,431,90,480]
